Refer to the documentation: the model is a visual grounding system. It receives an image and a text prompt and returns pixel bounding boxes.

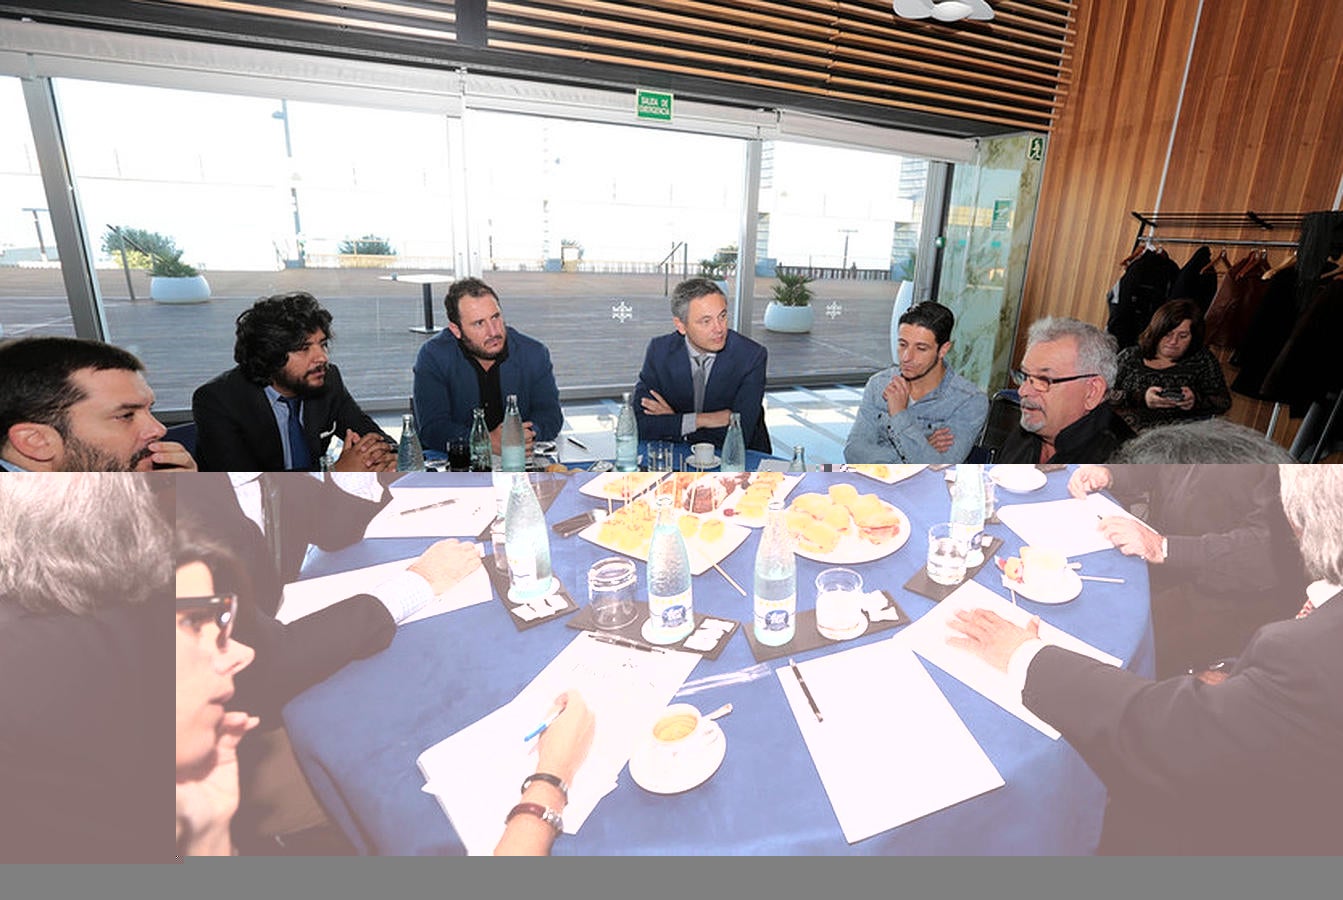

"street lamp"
[272,100,306,268]
[838,228,858,272]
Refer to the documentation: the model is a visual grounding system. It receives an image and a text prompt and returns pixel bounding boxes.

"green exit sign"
[636,89,673,122]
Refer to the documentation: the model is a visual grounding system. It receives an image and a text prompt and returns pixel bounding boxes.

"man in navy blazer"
[192,293,394,472]
[634,278,770,452]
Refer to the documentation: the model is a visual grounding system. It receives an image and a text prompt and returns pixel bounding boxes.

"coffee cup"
[814,567,866,639]
[649,703,720,766]
[690,442,716,465]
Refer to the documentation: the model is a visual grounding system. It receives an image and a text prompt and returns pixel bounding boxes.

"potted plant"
[149,248,210,303]
[103,227,210,303]
[698,245,737,296]
[763,272,815,333]
[337,234,397,268]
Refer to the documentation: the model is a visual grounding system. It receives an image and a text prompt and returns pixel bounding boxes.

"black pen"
[588,631,663,654]
[566,436,590,451]
[399,498,457,516]
[789,657,823,723]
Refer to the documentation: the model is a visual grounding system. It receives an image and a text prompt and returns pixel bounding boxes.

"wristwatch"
[506,801,564,836]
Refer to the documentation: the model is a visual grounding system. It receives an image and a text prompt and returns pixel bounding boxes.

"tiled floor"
[379,383,866,467]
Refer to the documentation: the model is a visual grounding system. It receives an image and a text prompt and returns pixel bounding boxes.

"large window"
[53,78,457,409]
[0,76,72,340]
[6,45,952,415]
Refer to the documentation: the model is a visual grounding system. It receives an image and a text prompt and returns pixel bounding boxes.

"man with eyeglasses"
[1,474,173,861]
[996,317,1134,464]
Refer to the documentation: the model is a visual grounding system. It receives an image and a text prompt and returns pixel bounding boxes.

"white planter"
[763,301,814,333]
[150,274,211,304]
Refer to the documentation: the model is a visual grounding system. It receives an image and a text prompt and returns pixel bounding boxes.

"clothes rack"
[1124,211,1315,442]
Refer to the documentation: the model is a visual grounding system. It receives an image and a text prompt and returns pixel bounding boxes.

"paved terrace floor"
[2,268,900,465]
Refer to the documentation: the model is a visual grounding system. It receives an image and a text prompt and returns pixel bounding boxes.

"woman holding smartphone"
[1111,298,1231,432]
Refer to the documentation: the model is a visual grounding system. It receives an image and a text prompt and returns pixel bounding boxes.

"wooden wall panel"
[1020,0,1343,447]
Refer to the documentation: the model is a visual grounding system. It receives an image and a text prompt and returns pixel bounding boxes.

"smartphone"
[1158,386,1186,401]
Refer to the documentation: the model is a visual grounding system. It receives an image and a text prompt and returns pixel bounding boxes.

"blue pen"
[522,706,563,743]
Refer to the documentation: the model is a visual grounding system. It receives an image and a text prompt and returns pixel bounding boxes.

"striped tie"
[1296,598,1315,619]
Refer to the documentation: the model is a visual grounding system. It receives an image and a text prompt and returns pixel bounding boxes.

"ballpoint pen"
[789,657,823,723]
[399,498,458,516]
[587,631,663,654]
[522,705,563,742]
[566,436,590,451]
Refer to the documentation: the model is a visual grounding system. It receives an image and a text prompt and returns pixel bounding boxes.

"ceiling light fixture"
[892,1,995,23]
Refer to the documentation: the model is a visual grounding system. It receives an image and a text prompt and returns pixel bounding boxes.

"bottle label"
[649,590,691,631]
[754,592,796,646]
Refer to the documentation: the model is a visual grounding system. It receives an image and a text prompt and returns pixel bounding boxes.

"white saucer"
[686,455,720,470]
[1002,569,1083,604]
[990,465,1048,493]
[818,615,868,642]
[641,615,693,646]
[628,723,727,794]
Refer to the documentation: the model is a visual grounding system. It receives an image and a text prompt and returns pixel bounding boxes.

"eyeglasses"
[176,594,237,650]
[1010,369,1099,393]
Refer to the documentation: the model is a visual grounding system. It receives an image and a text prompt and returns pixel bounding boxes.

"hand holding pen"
[523,692,596,786]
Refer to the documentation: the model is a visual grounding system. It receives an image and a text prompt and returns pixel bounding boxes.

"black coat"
[192,364,388,472]
[996,404,1134,465]
[1023,592,1343,855]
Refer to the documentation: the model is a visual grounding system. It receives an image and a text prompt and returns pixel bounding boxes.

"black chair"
[966,388,1020,463]
[747,403,772,454]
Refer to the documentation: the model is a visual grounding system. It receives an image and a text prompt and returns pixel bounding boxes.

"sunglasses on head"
[175,594,237,650]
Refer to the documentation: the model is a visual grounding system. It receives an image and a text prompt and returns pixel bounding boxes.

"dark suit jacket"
[1022,593,1343,855]
[997,403,1133,465]
[0,602,168,862]
[634,331,770,452]
[192,364,387,472]
[177,472,397,723]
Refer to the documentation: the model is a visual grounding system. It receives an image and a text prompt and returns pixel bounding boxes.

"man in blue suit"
[413,278,562,456]
[634,277,770,452]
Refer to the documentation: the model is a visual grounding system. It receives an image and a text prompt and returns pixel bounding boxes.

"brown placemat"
[901,535,1004,603]
[483,556,578,631]
[565,601,738,661]
[743,590,910,664]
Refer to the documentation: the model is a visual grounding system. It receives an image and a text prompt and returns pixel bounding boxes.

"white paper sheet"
[890,580,1122,738]
[996,493,1148,559]
[777,643,1004,844]
[417,631,700,855]
[363,487,496,539]
[558,430,616,464]
[276,556,491,625]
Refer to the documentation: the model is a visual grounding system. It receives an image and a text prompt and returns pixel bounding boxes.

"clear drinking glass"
[926,522,969,586]
[587,556,639,629]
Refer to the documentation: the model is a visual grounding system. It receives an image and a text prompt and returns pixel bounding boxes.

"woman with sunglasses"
[176,520,258,857]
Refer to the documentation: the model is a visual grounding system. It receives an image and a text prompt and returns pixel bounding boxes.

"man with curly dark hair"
[192,292,393,471]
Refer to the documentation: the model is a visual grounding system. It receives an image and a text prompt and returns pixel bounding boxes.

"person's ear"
[6,422,61,464]
[673,317,688,336]
[937,341,952,363]
[1083,377,1107,411]
[446,322,463,341]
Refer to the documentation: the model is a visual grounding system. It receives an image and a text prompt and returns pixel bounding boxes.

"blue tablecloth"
[284,466,1154,855]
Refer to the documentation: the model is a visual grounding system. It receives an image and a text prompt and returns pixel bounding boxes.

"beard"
[900,357,940,383]
[1018,401,1046,435]
[273,362,329,398]
[60,432,151,471]
[459,332,507,362]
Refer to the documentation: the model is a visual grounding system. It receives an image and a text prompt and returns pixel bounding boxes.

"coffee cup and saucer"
[1002,546,1082,604]
[686,442,720,470]
[628,703,727,794]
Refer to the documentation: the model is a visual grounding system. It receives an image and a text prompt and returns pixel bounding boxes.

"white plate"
[687,455,720,470]
[577,504,751,576]
[579,471,666,501]
[628,723,727,794]
[791,501,913,565]
[715,473,804,528]
[1001,569,1083,604]
[989,465,1048,494]
[845,463,928,484]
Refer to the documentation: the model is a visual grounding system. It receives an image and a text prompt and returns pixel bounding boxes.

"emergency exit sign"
[636,89,673,121]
